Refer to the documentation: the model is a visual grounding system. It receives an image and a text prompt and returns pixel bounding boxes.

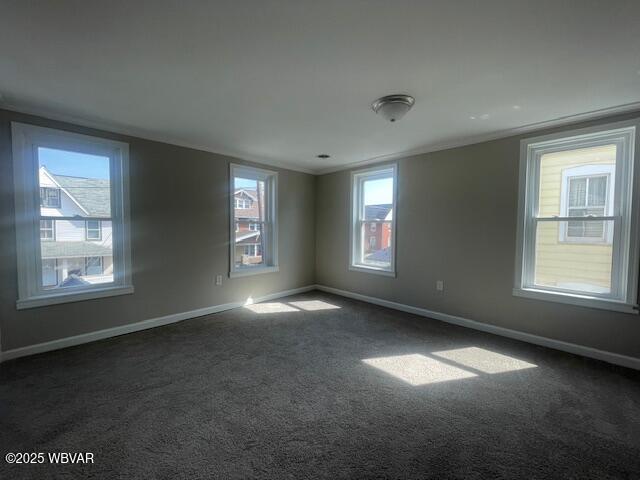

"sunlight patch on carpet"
[432,347,537,374]
[289,300,341,311]
[244,302,300,313]
[362,354,477,386]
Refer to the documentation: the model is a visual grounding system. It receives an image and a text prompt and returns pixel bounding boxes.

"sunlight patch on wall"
[288,300,341,311]
[432,347,537,374]
[362,354,477,386]
[244,302,300,313]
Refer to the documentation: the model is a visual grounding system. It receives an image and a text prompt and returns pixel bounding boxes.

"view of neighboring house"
[363,204,392,265]
[234,188,264,265]
[536,144,615,293]
[39,166,113,288]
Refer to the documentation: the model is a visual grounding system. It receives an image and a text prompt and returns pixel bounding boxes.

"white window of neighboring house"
[243,244,262,256]
[514,120,640,313]
[230,164,278,277]
[40,187,61,207]
[234,197,251,209]
[40,219,54,240]
[12,123,133,309]
[558,165,614,243]
[370,223,377,232]
[85,256,103,276]
[350,164,397,276]
[86,219,102,240]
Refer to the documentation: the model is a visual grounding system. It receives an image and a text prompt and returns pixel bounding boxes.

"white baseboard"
[315,284,640,370]
[0,285,316,362]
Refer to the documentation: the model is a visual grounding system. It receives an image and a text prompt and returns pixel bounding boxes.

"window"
[559,165,614,243]
[12,123,133,309]
[514,120,639,313]
[230,164,278,277]
[85,256,103,276]
[40,219,54,240]
[86,219,102,240]
[234,197,251,209]
[350,164,397,276]
[243,244,261,256]
[40,187,61,207]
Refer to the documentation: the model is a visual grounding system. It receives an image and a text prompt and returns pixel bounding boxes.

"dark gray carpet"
[1,291,639,479]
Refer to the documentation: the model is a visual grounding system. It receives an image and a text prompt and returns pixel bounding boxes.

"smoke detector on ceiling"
[372,94,415,122]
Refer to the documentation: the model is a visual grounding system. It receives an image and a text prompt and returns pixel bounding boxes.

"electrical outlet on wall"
[436,280,444,292]
[215,275,223,286]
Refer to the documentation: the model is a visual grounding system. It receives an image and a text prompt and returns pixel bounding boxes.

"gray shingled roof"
[52,174,111,217]
[365,204,392,221]
[41,241,112,259]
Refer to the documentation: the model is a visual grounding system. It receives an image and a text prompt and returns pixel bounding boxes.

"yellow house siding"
[535,145,615,291]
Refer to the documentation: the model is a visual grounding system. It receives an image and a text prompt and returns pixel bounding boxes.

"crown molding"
[315,101,640,175]
[0,102,316,175]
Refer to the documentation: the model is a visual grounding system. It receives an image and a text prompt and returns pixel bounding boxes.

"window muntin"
[86,219,102,240]
[350,164,397,275]
[12,123,132,308]
[515,122,639,311]
[229,164,278,277]
[40,219,54,240]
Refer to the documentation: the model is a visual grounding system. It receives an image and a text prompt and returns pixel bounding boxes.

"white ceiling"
[1,0,639,174]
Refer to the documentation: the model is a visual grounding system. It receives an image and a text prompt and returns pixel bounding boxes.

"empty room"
[1,1,640,478]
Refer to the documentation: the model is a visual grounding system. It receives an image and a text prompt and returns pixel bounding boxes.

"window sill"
[349,264,396,277]
[512,287,638,314]
[229,266,279,278]
[16,285,135,310]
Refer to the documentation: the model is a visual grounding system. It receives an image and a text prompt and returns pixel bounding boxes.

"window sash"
[515,120,639,310]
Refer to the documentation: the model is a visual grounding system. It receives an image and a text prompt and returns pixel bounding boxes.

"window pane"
[234,177,265,222]
[568,178,586,207]
[534,220,613,294]
[37,147,113,289]
[363,177,393,221]
[538,144,616,217]
[360,221,392,268]
[234,223,265,268]
[588,176,607,206]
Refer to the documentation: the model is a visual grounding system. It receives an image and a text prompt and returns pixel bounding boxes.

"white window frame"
[514,119,640,314]
[40,187,61,208]
[40,219,55,241]
[229,164,278,277]
[85,219,102,241]
[12,123,133,309]
[349,163,398,277]
[234,197,251,209]
[85,256,104,275]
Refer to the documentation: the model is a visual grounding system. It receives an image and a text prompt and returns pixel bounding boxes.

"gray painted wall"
[0,109,316,351]
[316,111,640,359]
